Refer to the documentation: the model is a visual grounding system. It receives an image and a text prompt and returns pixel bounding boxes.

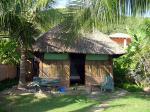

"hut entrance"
[70,53,85,86]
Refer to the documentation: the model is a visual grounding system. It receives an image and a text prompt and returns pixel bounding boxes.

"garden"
[0,0,150,112]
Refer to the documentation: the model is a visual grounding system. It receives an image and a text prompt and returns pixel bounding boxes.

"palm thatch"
[33,25,125,55]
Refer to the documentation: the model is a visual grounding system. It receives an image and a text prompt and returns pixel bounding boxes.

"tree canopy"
[67,0,150,33]
[114,18,150,88]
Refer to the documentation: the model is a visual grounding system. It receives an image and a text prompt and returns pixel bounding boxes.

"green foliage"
[0,39,20,65]
[113,58,129,86]
[114,19,150,88]
[67,0,150,33]
[102,17,144,34]
[0,94,97,112]
[0,0,62,48]
[118,83,143,92]
[67,0,122,33]
[37,9,66,32]
[0,0,65,86]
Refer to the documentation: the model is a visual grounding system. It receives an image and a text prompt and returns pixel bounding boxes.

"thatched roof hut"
[33,25,125,55]
[31,25,125,88]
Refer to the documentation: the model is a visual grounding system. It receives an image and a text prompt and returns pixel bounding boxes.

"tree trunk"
[18,48,26,88]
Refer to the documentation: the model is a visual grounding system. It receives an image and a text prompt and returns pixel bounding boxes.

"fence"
[0,64,17,81]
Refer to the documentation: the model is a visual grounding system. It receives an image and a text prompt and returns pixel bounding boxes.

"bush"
[121,83,143,92]
[0,39,20,65]
[114,19,150,89]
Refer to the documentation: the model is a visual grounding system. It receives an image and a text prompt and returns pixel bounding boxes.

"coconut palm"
[0,0,149,88]
[0,0,63,88]
[67,0,150,32]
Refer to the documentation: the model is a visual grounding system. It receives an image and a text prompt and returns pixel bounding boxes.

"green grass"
[0,93,98,112]
[103,92,150,112]
[0,91,150,112]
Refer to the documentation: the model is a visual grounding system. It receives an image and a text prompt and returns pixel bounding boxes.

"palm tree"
[0,0,63,88]
[67,0,150,33]
[0,0,149,88]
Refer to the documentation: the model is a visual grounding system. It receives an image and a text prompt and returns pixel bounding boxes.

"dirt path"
[89,89,128,112]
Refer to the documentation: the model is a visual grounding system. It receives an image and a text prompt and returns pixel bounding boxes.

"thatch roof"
[33,25,125,55]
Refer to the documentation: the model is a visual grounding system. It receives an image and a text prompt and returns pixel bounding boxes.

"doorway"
[70,53,86,86]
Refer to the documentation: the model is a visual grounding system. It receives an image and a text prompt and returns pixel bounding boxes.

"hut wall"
[111,38,131,46]
[39,60,70,87]
[85,60,113,86]
[38,53,113,88]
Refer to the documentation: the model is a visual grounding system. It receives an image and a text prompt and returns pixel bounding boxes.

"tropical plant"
[0,0,63,88]
[114,19,150,88]
[67,0,150,33]
[0,39,20,65]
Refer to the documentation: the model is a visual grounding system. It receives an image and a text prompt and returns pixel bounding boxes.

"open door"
[70,53,85,86]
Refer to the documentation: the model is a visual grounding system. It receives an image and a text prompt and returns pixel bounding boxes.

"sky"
[54,0,150,17]
[53,0,68,8]
[145,10,150,17]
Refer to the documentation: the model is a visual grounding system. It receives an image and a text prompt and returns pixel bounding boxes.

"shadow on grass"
[125,92,150,101]
[1,90,149,112]
[103,104,126,110]
[102,92,150,112]
[73,104,126,112]
[99,90,150,102]
[1,94,97,112]
[69,105,95,112]
[0,78,18,92]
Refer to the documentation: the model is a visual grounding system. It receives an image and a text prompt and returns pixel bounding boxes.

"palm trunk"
[18,48,26,88]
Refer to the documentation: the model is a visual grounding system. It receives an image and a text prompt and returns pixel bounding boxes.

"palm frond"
[0,0,63,48]
[67,0,150,33]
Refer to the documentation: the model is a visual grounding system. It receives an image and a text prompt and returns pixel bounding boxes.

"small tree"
[0,0,58,88]
[114,19,150,88]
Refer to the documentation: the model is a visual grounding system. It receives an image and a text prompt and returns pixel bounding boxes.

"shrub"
[113,19,150,89]
[121,83,143,92]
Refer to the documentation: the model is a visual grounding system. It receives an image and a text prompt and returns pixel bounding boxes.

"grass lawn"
[102,92,150,112]
[0,91,150,112]
[0,93,98,112]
